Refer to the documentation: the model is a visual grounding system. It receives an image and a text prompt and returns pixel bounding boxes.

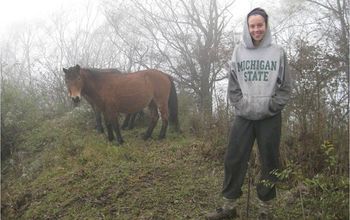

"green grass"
[2,107,349,219]
[1,108,225,219]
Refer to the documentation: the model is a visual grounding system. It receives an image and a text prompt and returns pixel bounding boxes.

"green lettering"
[251,60,256,70]
[246,60,250,70]
[271,61,277,71]
[237,61,244,72]
[244,71,253,81]
[259,60,265,70]
[263,71,269,81]
[239,60,277,76]
[252,71,258,81]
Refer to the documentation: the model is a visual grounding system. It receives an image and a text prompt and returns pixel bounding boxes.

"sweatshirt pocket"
[235,96,272,120]
[268,96,284,113]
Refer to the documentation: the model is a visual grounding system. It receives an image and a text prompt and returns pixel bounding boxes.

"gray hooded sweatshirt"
[228,21,292,120]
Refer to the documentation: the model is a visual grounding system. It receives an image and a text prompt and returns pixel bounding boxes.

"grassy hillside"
[1,107,348,219]
[1,107,225,219]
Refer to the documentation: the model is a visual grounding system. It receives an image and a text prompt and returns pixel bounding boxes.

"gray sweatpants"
[222,113,281,201]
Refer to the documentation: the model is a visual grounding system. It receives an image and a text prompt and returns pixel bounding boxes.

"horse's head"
[63,64,83,104]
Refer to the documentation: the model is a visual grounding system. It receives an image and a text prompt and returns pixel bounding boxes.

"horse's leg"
[127,113,137,130]
[95,110,104,133]
[91,103,104,133]
[104,114,114,141]
[121,114,131,130]
[143,101,159,140]
[111,115,124,145]
[158,104,169,139]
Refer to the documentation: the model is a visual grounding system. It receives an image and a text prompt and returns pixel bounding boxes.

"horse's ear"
[75,64,81,71]
[63,68,68,74]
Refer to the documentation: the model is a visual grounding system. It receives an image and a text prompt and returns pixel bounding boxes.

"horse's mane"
[86,68,122,73]
[82,68,123,80]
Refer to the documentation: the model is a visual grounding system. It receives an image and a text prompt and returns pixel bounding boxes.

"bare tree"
[104,1,168,72]
[277,0,349,174]
[306,0,349,77]
[104,0,235,116]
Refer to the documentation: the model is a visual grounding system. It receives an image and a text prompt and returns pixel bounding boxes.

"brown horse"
[81,68,142,133]
[82,68,121,133]
[63,64,179,144]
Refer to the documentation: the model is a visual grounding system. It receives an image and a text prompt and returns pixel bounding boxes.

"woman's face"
[248,15,266,46]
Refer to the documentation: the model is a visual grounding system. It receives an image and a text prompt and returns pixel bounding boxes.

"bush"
[1,82,40,158]
[272,141,349,219]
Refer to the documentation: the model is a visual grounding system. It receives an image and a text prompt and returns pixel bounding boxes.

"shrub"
[1,82,43,160]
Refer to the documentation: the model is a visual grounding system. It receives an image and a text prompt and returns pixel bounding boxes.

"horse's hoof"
[116,139,124,145]
[114,142,123,146]
[142,134,150,140]
[95,126,104,133]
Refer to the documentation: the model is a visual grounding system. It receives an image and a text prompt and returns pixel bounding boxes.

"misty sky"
[0,0,278,35]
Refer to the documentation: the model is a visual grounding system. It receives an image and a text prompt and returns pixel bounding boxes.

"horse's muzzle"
[72,96,81,104]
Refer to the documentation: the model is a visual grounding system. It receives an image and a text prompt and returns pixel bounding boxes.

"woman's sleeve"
[227,60,243,107]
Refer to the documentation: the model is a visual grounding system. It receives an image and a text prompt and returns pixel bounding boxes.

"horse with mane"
[63,64,179,144]
[81,68,121,133]
[81,68,142,132]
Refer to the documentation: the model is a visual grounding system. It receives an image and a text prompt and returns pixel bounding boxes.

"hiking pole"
[246,161,251,219]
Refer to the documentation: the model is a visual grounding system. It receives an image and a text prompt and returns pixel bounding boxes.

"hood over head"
[242,8,272,49]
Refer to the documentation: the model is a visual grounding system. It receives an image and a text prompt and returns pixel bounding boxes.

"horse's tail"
[168,76,180,132]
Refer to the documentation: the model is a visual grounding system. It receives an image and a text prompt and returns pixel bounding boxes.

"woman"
[206,7,292,220]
